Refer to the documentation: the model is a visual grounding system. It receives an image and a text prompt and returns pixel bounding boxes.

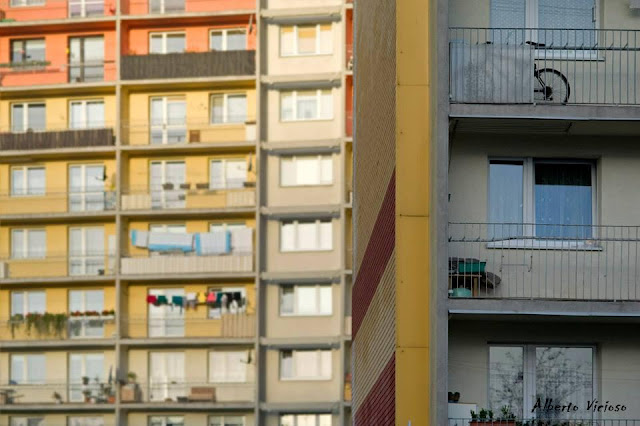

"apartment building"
[0,0,354,425]
[355,0,640,425]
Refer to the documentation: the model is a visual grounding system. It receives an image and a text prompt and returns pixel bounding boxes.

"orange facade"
[123,0,254,16]
[0,27,117,87]
[122,16,256,55]
[0,0,116,21]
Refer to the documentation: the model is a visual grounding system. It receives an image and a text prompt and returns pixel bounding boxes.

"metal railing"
[120,253,253,275]
[120,50,255,80]
[0,127,115,150]
[0,381,115,405]
[0,253,115,280]
[121,120,256,145]
[0,61,116,86]
[124,314,256,339]
[0,314,115,340]
[0,190,116,215]
[449,420,640,426]
[121,381,255,404]
[449,223,640,301]
[449,28,640,105]
[121,186,255,211]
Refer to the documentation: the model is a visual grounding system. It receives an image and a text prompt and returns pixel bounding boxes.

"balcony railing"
[120,253,253,275]
[0,313,115,341]
[0,61,116,87]
[449,28,640,105]
[0,128,115,151]
[120,381,255,404]
[0,254,115,280]
[124,314,256,339]
[0,190,116,215]
[121,0,254,15]
[0,381,115,405]
[0,0,115,21]
[120,50,255,80]
[449,223,640,301]
[123,120,256,145]
[121,187,255,211]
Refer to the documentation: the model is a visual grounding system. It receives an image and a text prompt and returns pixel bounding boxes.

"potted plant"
[469,406,517,426]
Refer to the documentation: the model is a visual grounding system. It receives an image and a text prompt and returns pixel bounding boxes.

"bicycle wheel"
[534,68,570,104]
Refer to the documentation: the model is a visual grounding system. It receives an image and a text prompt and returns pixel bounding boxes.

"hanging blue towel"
[131,230,149,248]
[148,232,194,252]
[194,231,231,255]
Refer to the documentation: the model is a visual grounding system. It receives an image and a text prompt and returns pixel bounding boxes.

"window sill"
[280,313,333,318]
[487,239,603,251]
[280,53,334,58]
[280,377,332,382]
[279,183,334,189]
[280,248,334,254]
[280,118,334,124]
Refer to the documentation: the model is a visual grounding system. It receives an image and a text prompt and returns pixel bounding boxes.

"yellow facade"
[0,159,117,215]
[0,94,117,131]
[0,223,117,278]
[124,87,257,145]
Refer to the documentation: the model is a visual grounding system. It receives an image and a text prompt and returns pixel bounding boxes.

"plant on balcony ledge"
[0,60,51,69]
[469,406,517,426]
[8,312,68,338]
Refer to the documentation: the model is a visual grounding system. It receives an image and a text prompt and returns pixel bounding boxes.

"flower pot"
[469,422,516,426]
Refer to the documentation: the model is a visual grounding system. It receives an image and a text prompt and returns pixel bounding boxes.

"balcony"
[0,254,115,281]
[449,222,640,301]
[121,0,255,16]
[0,61,116,88]
[0,191,116,216]
[448,420,640,426]
[125,313,256,339]
[0,312,116,342]
[449,28,640,107]
[123,121,256,146]
[0,382,116,406]
[120,253,253,276]
[0,0,116,21]
[0,128,114,151]
[121,187,255,212]
[120,381,255,405]
[120,50,255,81]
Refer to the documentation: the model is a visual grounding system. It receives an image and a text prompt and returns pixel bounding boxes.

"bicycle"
[526,40,571,103]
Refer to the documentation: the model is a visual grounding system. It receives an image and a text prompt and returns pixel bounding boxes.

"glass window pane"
[295,351,318,378]
[319,24,332,54]
[11,292,24,316]
[281,92,294,121]
[11,169,24,195]
[535,163,592,239]
[87,102,105,128]
[280,157,295,186]
[85,290,104,311]
[27,355,45,384]
[280,285,294,314]
[297,91,318,120]
[319,286,332,315]
[489,161,524,239]
[227,95,247,123]
[11,356,24,383]
[225,160,247,189]
[538,0,596,46]
[318,414,332,426]
[150,35,163,53]
[296,287,317,315]
[70,290,83,311]
[27,104,46,131]
[11,230,25,258]
[226,30,246,51]
[25,39,45,62]
[166,34,185,53]
[211,96,224,124]
[535,347,593,421]
[70,102,84,129]
[27,168,45,195]
[150,98,163,125]
[29,291,46,313]
[319,221,332,250]
[320,350,331,378]
[210,32,223,51]
[320,156,333,184]
[210,160,224,189]
[11,104,24,132]
[280,222,295,251]
[11,41,24,63]
[280,351,293,379]
[320,90,333,119]
[280,26,295,56]
[489,346,524,418]
[297,222,317,251]
[167,101,185,125]
[296,157,320,185]
[297,26,316,54]
[297,416,315,426]
[28,230,46,258]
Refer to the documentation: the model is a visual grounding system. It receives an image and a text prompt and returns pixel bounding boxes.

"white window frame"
[280,90,333,122]
[208,350,249,383]
[280,155,333,187]
[488,158,597,248]
[210,93,247,125]
[209,28,247,51]
[209,158,247,189]
[68,289,106,338]
[68,353,105,402]
[148,352,186,402]
[280,284,333,317]
[148,288,185,337]
[68,0,104,18]
[280,24,333,56]
[11,290,46,316]
[148,416,184,426]
[68,164,106,212]
[10,417,45,426]
[69,227,105,276]
[10,354,46,385]
[67,417,105,426]
[149,31,186,54]
[489,344,596,419]
[10,166,45,197]
[11,102,46,133]
[69,100,105,129]
[280,219,333,252]
[149,96,186,145]
[279,349,332,381]
[280,414,332,426]
[208,416,246,426]
[11,228,46,259]
[9,0,45,7]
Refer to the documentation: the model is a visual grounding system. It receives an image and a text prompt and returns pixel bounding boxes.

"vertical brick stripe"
[352,170,395,338]
[354,353,396,426]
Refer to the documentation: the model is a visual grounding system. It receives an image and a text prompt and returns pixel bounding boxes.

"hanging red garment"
[146,295,157,305]
[206,291,217,304]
